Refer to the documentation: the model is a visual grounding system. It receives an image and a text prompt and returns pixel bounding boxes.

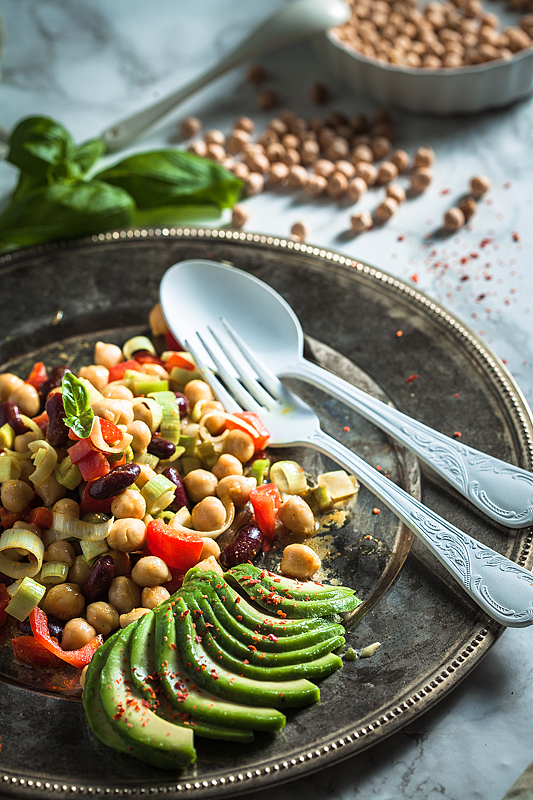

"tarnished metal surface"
[0,228,531,799]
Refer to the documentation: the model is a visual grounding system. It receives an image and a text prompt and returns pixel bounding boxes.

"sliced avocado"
[227,564,356,601]
[171,597,320,708]
[155,602,285,732]
[185,587,345,673]
[99,625,196,770]
[130,609,159,703]
[83,632,130,755]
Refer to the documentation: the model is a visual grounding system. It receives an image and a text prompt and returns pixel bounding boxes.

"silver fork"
[185,321,533,629]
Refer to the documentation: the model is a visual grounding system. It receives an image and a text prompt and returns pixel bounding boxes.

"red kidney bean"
[133,350,166,367]
[39,365,72,404]
[174,392,189,419]
[0,401,29,435]
[18,613,65,642]
[220,524,264,569]
[45,391,70,447]
[82,555,116,603]
[162,467,189,510]
[88,463,141,500]
[147,437,175,460]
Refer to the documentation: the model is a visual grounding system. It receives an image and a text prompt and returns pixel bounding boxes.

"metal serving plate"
[0,228,531,799]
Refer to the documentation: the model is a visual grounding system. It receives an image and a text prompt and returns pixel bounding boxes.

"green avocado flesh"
[83,565,361,770]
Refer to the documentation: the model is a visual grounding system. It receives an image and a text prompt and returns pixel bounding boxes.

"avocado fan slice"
[99,625,196,769]
[155,602,285,732]
[227,564,358,601]
[182,588,345,679]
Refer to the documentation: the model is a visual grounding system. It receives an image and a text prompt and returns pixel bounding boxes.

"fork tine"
[219,317,283,399]
[184,335,241,413]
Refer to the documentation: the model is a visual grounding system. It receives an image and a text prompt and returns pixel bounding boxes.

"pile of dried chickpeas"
[333,0,533,68]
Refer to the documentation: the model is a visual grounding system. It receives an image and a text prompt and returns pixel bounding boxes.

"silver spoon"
[100,0,350,153]
[160,258,533,529]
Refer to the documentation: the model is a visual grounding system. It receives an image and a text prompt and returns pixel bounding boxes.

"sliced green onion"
[317,470,359,501]
[196,440,221,468]
[51,512,113,542]
[80,539,109,564]
[134,452,159,469]
[270,460,308,495]
[0,422,15,451]
[40,561,69,586]
[54,453,83,490]
[155,510,175,523]
[5,576,46,621]
[122,335,156,361]
[178,434,197,457]
[313,484,333,512]
[0,528,44,579]
[249,458,270,485]
[140,474,177,514]
[132,378,168,396]
[28,439,58,486]
[0,454,22,483]
[131,397,163,432]
[169,361,201,388]
[148,391,181,445]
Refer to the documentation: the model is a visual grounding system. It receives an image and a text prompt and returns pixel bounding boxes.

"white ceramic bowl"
[313,28,533,114]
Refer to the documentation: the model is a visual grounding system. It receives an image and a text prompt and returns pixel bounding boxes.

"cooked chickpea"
[102,382,134,400]
[212,453,243,480]
[61,618,97,650]
[281,543,322,580]
[141,585,171,610]
[80,665,88,692]
[68,555,91,587]
[277,496,316,537]
[92,398,134,426]
[0,373,24,402]
[108,576,141,614]
[131,556,171,588]
[14,431,37,453]
[126,420,152,453]
[184,380,213,407]
[94,341,123,369]
[191,496,226,532]
[9,383,39,417]
[120,608,151,628]
[42,583,85,621]
[200,537,221,561]
[216,475,256,507]
[107,517,147,551]
[111,490,146,521]
[34,472,66,506]
[86,601,120,635]
[194,555,224,576]
[222,430,255,463]
[52,498,80,518]
[1,479,34,513]
[135,464,157,489]
[184,469,218,503]
[78,365,109,391]
[44,540,75,567]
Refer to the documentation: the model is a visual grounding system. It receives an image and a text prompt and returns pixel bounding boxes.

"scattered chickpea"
[287,165,309,189]
[459,195,477,220]
[350,210,373,233]
[257,89,279,110]
[204,129,226,146]
[470,174,491,198]
[244,172,265,196]
[281,543,322,580]
[410,168,433,193]
[314,158,336,178]
[290,220,308,240]
[179,116,202,139]
[391,149,410,173]
[188,140,208,158]
[413,146,435,168]
[335,160,356,179]
[206,142,226,162]
[234,116,255,134]
[227,129,250,154]
[351,144,374,164]
[377,161,399,185]
[269,162,289,185]
[371,136,392,160]
[355,162,378,186]
[443,206,466,231]
[232,161,250,180]
[386,183,406,204]
[327,171,349,198]
[347,176,368,202]
[375,197,399,222]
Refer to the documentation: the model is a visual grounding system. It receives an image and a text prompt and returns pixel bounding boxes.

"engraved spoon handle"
[307,429,533,627]
[283,359,533,528]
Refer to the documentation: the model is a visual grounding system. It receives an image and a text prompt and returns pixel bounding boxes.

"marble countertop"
[0,2,532,799]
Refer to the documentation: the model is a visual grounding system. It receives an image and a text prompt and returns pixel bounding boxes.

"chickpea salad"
[0,307,359,676]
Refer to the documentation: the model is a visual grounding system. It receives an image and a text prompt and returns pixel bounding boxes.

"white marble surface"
[0,2,532,799]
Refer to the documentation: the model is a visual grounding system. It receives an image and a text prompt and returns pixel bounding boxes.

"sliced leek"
[249,458,270,485]
[89,416,133,454]
[0,454,22,483]
[317,470,359,501]
[122,335,156,361]
[5,576,46,621]
[270,460,308,495]
[133,377,168,396]
[28,440,58,486]
[54,454,83,490]
[51,512,113,542]
[0,528,44,579]
[40,561,69,586]
[140,474,177,514]
[134,452,159,469]
[80,539,109,564]
[148,391,181,445]
[0,422,15,451]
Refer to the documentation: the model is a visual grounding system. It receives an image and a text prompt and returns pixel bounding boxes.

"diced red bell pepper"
[0,583,10,627]
[25,506,54,530]
[0,506,26,530]
[164,351,196,371]
[29,606,103,668]
[76,450,111,482]
[26,362,48,391]
[164,331,184,352]
[107,359,143,383]
[79,482,113,516]
[146,518,203,571]
[32,411,49,432]
[225,411,270,451]
[249,483,281,540]
[12,636,65,669]
[68,437,96,463]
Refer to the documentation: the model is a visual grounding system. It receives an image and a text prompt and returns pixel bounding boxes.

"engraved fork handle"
[306,428,533,628]
[282,359,533,528]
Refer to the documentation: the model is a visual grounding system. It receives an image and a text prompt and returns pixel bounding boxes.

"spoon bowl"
[160,258,533,528]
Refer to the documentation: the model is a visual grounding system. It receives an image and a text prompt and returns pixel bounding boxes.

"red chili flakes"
[460,256,469,265]
[480,238,492,248]
[410,273,419,283]
[396,330,403,337]
[397,234,405,241]
[405,373,419,383]
[460,275,469,282]
[277,610,287,617]
[453,431,462,438]
[470,252,479,259]
[454,393,459,398]
[440,188,451,195]
[372,508,381,515]
[512,232,520,242]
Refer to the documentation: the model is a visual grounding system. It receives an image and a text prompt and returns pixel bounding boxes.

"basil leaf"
[61,373,94,439]
[7,116,75,177]
[96,149,242,210]
[0,179,135,249]
[72,138,106,176]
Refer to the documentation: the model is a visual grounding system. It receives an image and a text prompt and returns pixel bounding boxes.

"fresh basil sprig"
[0,116,243,252]
[62,373,95,439]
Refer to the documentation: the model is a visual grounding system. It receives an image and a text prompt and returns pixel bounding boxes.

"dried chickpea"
[247,64,267,84]
[107,517,147,551]
[232,161,250,180]
[283,147,301,167]
[355,162,378,186]
[191,496,227,531]
[377,161,399,184]
[269,162,289,185]
[141,586,171,610]
[234,116,254,133]
[371,136,392,160]
[281,543,321,580]
[391,149,410,172]
[206,143,226,162]
[204,129,225,146]
[78,365,109,391]
[9,383,39,417]
[414,146,435,168]
[386,183,406,204]
[459,195,477,220]
[443,207,466,231]
[188,140,208,157]
[226,130,249,154]
[179,116,202,139]
[300,139,320,166]
[290,221,308,240]
[222,429,255,463]
[470,174,491,198]
[314,158,335,178]
[61,618,96,651]
[347,176,368,203]
[306,174,327,196]
[350,210,373,233]
[410,168,433,192]
[1,479,34,513]
[86,601,120,635]
[258,89,279,110]
[108,576,141,614]
[244,172,265,197]
[0,373,24,402]
[327,171,349,198]
[265,142,286,162]
[287,165,309,189]
[111,490,147,521]
[229,204,247,229]
[131,556,171,588]
[351,144,374,164]
[375,197,399,222]
[94,341,123,369]
[310,82,330,104]
[325,137,350,161]
[267,118,288,136]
